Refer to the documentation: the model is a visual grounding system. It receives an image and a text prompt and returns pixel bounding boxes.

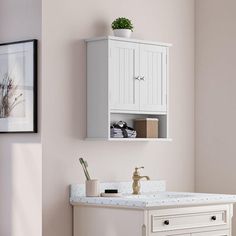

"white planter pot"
[113,29,132,38]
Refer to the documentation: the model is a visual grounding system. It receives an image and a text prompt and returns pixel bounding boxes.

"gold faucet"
[132,167,150,195]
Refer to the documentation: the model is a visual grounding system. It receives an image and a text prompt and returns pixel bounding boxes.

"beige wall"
[3,0,236,235]
[42,0,195,235]
[195,0,236,197]
[195,0,236,234]
[2,0,236,235]
[0,0,42,236]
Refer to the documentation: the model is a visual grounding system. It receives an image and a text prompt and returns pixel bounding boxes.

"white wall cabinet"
[86,36,171,140]
[73,204,233,236]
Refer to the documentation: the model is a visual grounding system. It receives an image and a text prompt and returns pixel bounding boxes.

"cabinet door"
[165,234,190,236]
[139,44,167,113]
[192,230,229,236]
[109,40,140,111]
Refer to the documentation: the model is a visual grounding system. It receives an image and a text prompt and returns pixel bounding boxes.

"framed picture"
[0,40,37,133]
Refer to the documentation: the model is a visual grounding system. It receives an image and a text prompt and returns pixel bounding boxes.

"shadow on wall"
[0,137,41,236]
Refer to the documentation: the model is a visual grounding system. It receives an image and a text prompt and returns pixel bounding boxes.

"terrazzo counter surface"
[70,181,236,209]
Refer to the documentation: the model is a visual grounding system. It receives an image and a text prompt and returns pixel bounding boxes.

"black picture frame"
[0,39,38,133]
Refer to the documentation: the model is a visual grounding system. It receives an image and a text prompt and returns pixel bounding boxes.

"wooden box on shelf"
[134,118,159,138]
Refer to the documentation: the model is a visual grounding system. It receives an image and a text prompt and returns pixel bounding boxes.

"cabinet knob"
[140,76,145,81]
[134,76,140,80]
[163,220,169,225]
[211,216,216,221]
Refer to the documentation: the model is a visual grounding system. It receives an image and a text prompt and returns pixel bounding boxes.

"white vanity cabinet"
[71,182,236,236]
[86,36,171,140]
[73,204,233,236]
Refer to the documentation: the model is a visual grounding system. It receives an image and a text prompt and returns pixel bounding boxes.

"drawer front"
[149,205,230,233]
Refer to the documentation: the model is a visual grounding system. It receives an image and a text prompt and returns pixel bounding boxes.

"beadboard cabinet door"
[109,40,140,111]
[139,44,167,113]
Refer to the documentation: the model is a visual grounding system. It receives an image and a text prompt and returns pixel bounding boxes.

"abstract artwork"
[0,40,37,133]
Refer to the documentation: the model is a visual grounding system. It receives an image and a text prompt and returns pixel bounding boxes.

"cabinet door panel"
[166,234,190,236]
[140,44,167,113]
[109,41,140,111]
[150,232,190,236]
[192,230,229,236]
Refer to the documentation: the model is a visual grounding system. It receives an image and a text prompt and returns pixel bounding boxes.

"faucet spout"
[140,176,150,181]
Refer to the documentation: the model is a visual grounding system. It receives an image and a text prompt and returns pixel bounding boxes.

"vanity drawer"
[149,205,230,233]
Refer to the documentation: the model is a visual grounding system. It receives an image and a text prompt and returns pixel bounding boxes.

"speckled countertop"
[70,181,236,209]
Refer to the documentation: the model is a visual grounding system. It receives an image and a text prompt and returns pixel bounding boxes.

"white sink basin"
[124,192,195,200]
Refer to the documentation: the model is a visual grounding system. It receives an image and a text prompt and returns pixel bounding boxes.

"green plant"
[111,17,134,31]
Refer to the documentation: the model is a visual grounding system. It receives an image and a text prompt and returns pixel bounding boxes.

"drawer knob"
[211,216,217,221]
[163,220,170,225]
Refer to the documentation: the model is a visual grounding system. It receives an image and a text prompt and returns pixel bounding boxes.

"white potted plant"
[111,17,134,38]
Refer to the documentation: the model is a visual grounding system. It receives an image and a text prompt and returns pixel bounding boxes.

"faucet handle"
[135,167,144,171]
[134,167,144,176]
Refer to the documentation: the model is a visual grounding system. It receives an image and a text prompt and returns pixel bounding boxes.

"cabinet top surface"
[85,36,172,47]
[70,181,236,209]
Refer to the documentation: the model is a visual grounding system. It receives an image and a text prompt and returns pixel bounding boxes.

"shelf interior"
[110,113,168,139]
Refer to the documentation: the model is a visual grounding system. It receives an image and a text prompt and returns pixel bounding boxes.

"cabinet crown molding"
[85,36,172,47]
